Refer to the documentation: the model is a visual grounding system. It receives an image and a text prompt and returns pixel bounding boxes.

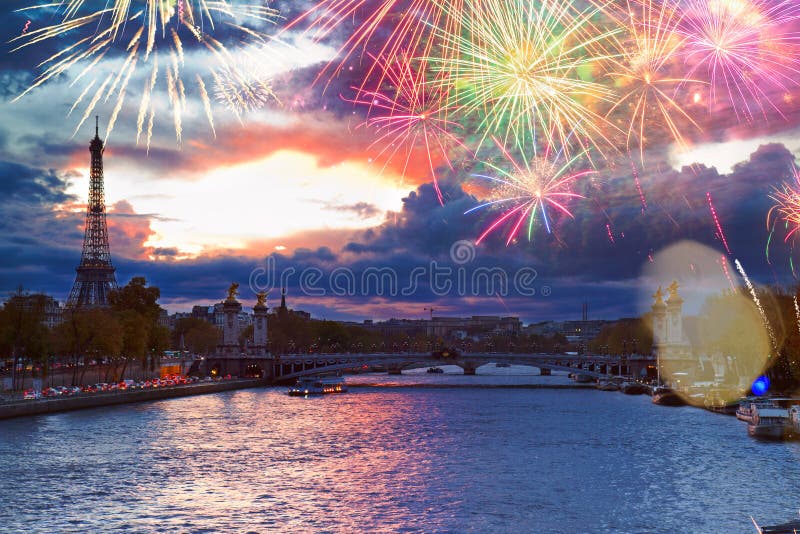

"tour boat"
[651,386,686,406]
[288,376,347,396]
[736,398,777,423]
[748,407,790,440]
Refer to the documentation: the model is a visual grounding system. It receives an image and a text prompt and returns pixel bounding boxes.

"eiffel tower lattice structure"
[67,118,118,307]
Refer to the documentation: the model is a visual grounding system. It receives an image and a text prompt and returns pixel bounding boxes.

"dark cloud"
[321,201,381,219]
[0,132,797,323]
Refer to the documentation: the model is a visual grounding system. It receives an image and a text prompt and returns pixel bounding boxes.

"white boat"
[736,398,777,423]
[748,407,789,440]
[288,376,347,396]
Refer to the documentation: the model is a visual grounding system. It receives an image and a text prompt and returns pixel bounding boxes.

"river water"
[1,367,798,533]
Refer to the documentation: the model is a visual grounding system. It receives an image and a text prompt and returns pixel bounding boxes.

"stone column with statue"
[651,280,693,384]
[252,292,269,356]
[219,283,242,356]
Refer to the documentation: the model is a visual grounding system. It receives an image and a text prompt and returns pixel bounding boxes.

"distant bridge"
[271,352,654,382]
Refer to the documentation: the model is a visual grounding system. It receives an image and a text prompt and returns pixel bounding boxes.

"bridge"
[271,352,655,382]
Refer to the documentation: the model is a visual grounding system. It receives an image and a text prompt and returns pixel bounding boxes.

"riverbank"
[348,383,596,389]
[0,378,268,420]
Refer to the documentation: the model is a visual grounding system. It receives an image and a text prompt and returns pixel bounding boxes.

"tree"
[175,318,219,355]
[52,308,122,385]
[108,277,166,379]
[0,290,51,392]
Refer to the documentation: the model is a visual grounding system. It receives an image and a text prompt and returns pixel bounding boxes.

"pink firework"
[285,0,463,89]
[346,53,467,205]
[678,0,800,121]
[467,139,592,246]
[768,164,800,243]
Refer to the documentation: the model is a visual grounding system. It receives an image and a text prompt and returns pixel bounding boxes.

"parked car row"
[19,374,229,400]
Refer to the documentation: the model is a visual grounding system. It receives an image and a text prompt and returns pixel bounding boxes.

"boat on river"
[573,373,595,384]
[621,381,648,395]
[652,386,685,406]
[288,376,347,396]
[597,379,618,391]
[703,391,739,415]
[756,518,800,533]
[748,407,790,440]
[736,398,777,423]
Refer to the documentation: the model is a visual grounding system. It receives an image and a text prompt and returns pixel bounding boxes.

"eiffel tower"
[67,117,118,307]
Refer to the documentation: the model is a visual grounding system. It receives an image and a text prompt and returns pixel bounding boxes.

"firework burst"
[286,0,464,90]
[678,0,800,121]
[10,0,282,146]
[606,0,702,160]
[467,138,593,245]
[768,165,800,244]
[429,0,622,156]
[346,53,467,204]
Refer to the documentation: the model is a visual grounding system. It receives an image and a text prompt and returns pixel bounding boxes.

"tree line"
[0,277,169,390]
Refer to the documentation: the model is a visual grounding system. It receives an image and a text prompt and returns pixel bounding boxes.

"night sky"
[1,0,799,323]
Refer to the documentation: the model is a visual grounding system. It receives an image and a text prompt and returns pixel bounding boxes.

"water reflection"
[1,384,799,532]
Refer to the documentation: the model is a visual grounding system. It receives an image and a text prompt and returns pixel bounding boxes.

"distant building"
[522,319,611,341]
[271,287,311,320]
[354,315,521,340]
[5,293,63,329]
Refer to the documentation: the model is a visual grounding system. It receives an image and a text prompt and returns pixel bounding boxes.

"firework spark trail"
[74,72,113,137]
[678,0,800,121]
[428,0,622,155]
[794,295,800,336]
[346,53,468,205]
[11,0,281,142]
[467,138,593,245]
[22,20,30,35]
[735,258,778,352]
[68,79,96,116]
[606,223,616,244]
[136,57,158,145]
[720,254,736,291]
[145,103,155,153]
[105,57,137,142]
[166,65,182,144]
[707,191,731,254]
[196,74,215,137]
[630,158,648,211]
